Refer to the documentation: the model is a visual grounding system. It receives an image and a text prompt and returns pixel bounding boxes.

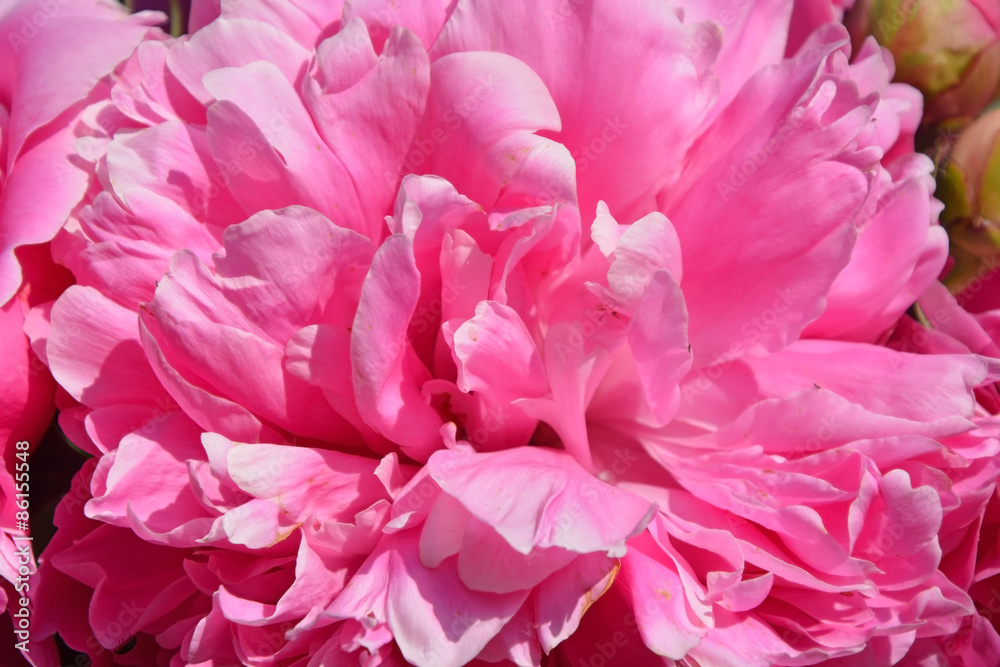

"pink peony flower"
[25,0,1000,665]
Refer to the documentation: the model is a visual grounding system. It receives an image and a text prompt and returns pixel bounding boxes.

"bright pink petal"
[47,286,170,409]
[165,17,310,112]
[805,159,947,342]
[660,27,874,365]
[451,301,547,402]
[533,552,620,652]
[674,0,796,117]
[0,124,93,301]
[203,62,366,231]
[0,1,158,162]
[426,447,655,555]
[0,297,54,455]
[744,340,987,423]
[431,0,718,224]
[303,21,430,240]
[86,411,212,545]
[352,234,443,460]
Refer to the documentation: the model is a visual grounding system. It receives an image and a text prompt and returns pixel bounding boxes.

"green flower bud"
[937,107,1000,292]
[847,0,1000,124]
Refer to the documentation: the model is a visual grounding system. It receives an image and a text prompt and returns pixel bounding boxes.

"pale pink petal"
[70,190,222,309]
[386,531,529,667]
[226,442,387,527]
[421,50,566,211]
[217,0,343,48]
[626,271,693,425]
[604,209,683,310]
[103,120,244,226]
[619,546,704,659]
[140,206,373,444]
[744,340,987,423]
[344,0,452,49]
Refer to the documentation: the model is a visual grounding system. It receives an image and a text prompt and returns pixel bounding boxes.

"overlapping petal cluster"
[0,0,163,635]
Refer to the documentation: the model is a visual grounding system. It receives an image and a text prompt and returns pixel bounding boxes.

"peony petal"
[352,234,443,460]
[48,285,170,409]
[203,62,366,230]
[304,22,431,241]
[451,301,547,402]
[385,531,529,667]
[165,17,310,113]
[660,28,874,366]
[427,447,655,556]
[432,0,718,224]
